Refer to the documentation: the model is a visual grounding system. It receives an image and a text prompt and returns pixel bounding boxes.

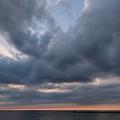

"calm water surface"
[0,111,120,120]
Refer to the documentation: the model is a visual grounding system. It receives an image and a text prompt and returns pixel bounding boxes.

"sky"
[0,0,120,110]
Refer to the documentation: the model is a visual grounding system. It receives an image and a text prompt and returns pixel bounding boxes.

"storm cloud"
[0,0,120,107]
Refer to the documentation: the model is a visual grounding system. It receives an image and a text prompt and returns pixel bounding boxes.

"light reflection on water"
[0,111,120,120]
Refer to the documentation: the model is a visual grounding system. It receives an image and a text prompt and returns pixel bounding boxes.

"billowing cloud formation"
[73,0,120,78]
[0,0,120,106]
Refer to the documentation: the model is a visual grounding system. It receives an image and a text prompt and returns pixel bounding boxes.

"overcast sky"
[0,0,120,110]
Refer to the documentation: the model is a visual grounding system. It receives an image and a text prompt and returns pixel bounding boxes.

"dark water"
[0,111,120,120]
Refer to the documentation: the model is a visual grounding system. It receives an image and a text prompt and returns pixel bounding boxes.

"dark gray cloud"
[0,0,120,106]
[0,57,32,84]
[1,0,120,85]
[72,0,120,76]
[0,0,56,57]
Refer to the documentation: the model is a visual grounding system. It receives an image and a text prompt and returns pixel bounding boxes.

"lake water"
[0,111,120,120]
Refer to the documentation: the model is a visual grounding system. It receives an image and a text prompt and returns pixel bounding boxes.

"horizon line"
[0,109,120,111]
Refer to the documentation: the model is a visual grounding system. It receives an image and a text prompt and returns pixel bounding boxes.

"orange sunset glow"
[1,104,120,111]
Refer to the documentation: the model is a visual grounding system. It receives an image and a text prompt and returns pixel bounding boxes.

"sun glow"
[92,78,101,85]
[38,88,70,93]
[8,84,25,89]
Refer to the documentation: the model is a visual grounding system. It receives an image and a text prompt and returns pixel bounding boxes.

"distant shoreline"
[73,110,120,113]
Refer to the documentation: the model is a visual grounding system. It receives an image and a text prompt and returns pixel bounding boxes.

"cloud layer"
[0,0,120,107]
